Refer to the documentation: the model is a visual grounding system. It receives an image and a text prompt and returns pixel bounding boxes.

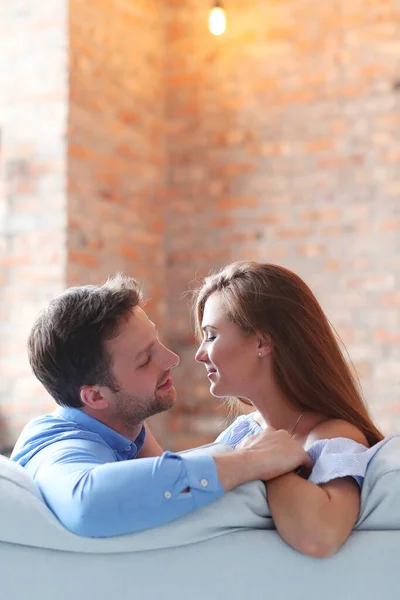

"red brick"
[2,0,400,449]
[68,250,99,269]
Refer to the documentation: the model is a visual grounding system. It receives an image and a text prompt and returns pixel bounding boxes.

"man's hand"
[214,429,313,492]
[237,428,314,481]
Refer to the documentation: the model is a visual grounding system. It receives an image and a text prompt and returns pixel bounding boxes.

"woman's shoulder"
[304,421,388,487]
[306,418,368,449]
[215,412,262,448]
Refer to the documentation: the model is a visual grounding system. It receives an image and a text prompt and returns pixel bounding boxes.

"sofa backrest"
[0,448,271,553]
[0,436,399,552]
[357,435,400,529]
[0,454,42,499]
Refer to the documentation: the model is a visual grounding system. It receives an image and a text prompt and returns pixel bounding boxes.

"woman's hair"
[193,261,383,446]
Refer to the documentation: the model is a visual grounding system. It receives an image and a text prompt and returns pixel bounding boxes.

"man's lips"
[157,376,173,390]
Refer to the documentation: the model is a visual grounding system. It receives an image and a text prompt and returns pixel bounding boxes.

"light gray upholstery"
[1,438,400,600]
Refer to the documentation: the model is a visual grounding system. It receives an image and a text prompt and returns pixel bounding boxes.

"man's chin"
[155,386,177,410]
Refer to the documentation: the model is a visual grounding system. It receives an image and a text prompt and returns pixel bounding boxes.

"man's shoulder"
[20,411,65,431]
[17,411,89,440]
[11,411,105,466]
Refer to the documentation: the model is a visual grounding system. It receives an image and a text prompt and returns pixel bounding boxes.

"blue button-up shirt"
[11,407,224,537]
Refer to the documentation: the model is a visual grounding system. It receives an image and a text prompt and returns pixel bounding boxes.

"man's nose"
[165,346,180,369]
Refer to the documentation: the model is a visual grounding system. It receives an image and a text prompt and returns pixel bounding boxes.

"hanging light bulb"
[209,1,226,36]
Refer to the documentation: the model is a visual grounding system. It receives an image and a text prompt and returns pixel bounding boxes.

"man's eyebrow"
[201,325,218,332]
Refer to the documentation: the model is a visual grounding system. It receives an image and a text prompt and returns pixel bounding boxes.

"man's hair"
[28,273,143,408]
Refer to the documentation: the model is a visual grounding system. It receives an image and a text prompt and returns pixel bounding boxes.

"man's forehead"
[128,307,156,334]
[133,306,150,323]
[129,308,158,358]
[106,307,155,349]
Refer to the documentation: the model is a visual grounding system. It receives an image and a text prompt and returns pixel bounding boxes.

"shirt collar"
[55,406,146,457]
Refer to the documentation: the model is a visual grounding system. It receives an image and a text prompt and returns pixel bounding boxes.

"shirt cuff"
[179,453,224,506]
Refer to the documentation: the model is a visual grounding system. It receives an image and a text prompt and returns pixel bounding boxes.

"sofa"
[1,437,400,600]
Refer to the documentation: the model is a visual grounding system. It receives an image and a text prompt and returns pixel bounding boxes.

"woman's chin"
[209,382,229,398]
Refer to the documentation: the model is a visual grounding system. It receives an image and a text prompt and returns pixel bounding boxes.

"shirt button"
[164,491,172,499]
[125,446,131,451]
[200,479,208,488]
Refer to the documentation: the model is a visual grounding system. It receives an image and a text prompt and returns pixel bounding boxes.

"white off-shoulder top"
[215,414,392,486]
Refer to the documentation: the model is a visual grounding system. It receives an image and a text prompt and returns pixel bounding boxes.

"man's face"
[102,307,180,429]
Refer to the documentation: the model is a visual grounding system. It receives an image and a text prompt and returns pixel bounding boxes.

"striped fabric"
[216,414,393,487]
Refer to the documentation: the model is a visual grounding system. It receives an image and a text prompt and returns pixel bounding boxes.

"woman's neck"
[248,385,326,440]
[252,403,303,433]
[245,374,302,431]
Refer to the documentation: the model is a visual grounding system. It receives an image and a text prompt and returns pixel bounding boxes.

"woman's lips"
[207,369,217,379]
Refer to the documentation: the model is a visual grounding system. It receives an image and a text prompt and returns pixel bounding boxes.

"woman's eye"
[205,336,216,343]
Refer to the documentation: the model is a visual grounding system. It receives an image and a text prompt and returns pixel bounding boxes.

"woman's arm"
[136,423,164,458]
[266,420,368,558]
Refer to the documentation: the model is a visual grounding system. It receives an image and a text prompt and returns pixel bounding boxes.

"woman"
[194,261,385,558]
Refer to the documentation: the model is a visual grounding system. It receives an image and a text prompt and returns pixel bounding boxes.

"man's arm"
[28,438,225,537]
[27,429,312,538]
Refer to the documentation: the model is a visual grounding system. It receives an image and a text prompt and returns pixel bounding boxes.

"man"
[11,274,312,537]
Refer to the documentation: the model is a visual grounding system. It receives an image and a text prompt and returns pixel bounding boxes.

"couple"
[11,261,384,557]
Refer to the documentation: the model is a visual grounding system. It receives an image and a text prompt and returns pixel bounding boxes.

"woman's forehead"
[202,293,227,324]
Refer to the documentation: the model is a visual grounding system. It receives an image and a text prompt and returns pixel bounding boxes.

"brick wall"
[0,1,68,448]
[67,0,168,439]
[67,0,166,299]
[163,0,400,449]
[0,0,167,447]
[1,0,399,451]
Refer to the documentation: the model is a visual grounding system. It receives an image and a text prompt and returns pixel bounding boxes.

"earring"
[258,351,262,357]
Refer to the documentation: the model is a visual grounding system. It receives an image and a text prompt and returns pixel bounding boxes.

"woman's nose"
[195,343,207,363]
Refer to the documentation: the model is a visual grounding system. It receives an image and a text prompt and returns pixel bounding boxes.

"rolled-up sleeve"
[27,440,224,537]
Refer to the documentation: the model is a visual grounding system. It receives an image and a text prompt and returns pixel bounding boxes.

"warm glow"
[209,6,226,36]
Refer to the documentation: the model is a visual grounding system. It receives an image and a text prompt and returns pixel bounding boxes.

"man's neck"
[81,407,143,442]
[113,422,143,443]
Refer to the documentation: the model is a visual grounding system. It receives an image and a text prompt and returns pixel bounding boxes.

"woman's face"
[195,292,262,398]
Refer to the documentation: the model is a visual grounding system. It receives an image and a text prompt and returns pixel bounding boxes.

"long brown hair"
[193,261,383,446]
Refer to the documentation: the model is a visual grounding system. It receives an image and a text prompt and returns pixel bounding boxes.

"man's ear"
[80,386,109,410]
[257,334,273,358]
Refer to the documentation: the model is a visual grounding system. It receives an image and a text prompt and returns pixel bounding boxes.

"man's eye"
[139,356,151,368]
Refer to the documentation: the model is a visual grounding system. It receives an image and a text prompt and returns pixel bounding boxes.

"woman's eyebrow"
[201,325,218,331]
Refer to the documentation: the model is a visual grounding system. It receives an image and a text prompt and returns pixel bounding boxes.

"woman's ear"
[257,334,273,358]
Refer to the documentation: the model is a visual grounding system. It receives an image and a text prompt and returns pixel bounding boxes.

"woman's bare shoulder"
[306,418,369,448]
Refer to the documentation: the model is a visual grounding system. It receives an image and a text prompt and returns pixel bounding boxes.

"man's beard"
[113,389,174,430]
